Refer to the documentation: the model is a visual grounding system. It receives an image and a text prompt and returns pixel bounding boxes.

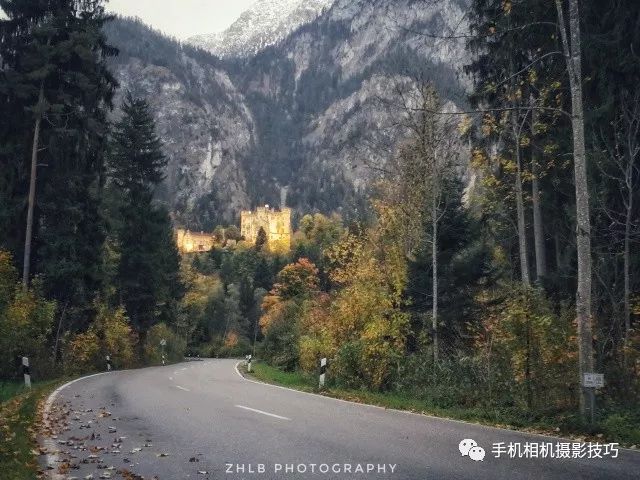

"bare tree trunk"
[512,112,531,286]
[623,186,632,356]
[22,84,44,289]
[556,0,594,419]
[530,105,547,280]
[526,312,532,409]
[432,196,438,364]
[532,172,546,279]
[53,301,69,366]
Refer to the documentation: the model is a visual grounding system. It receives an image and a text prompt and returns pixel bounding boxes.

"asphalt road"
[40,359,640,480]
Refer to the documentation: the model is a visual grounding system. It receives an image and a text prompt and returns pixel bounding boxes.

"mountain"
[105,0,470,229]
[187,0,335,58]
[104,19,256,227]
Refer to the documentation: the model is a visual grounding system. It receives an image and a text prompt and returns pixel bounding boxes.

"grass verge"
[0,382,30,404]
[242,361,640,448]
[0,380,61,480]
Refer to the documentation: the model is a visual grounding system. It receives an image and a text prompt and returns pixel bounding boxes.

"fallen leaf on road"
[118,469,145,480]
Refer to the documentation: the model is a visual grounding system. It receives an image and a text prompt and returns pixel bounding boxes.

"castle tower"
[240,205,292,252]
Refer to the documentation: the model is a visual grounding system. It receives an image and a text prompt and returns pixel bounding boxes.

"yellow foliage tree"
[144,322,186,365]
[319,221,409,390]
[0,250,55,378]
[65,303,136,373]
[298,293,333,373]
[259,257,320,335]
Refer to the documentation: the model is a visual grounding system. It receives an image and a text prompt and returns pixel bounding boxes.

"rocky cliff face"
[105,20,255,228]
[106,0,470,228]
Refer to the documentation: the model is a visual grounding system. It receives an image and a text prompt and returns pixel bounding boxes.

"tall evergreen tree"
[253,255,273,292]
[255,226,268,251]
[108,93,183,334]
[0,0,118,336]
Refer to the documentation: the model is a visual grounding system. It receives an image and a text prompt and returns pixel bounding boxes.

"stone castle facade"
[241,205,292,252]
[175,229,215,254]
[175,205,292,253]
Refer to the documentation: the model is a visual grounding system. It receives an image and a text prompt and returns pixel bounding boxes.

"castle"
[175,205,292,253]
[175,229,215,254]
[241,205,292,252]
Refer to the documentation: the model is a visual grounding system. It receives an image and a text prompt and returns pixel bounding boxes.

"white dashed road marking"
[235,404,290,421]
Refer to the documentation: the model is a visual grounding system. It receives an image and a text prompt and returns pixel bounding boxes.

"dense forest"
[0,0,638,446]
[0,0,183,374]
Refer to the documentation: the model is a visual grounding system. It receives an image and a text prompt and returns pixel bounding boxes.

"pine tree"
[239,275,256,340]
[1,0,118,340]
[255,226,268,251]
[108,93,183,333]
[254,255,273,291]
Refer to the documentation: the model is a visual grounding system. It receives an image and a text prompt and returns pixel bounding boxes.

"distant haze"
[106,0,255,39]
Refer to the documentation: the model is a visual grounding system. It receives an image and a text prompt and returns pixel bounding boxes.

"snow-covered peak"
[187,0,335,58]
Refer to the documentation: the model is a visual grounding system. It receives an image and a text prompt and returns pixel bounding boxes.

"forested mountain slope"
[106,0,469,228]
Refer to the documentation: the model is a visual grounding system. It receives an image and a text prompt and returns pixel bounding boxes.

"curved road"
[41,359,639,479]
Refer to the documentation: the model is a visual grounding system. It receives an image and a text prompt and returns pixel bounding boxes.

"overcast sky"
[107,0,256,39]
[0,2,256,38]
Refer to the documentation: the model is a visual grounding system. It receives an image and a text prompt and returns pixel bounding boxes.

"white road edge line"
[235,404,290,420]
[174,385,190,391]
[232,361,640,452]
[42,371,112,479]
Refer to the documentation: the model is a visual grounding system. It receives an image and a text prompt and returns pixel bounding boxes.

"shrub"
[395,350,491,409]
[331,340,366,389]
[476,285,577,412]
[299,335,331,374]
[217,334,251,358]
[64,331,101,374]
[601,412,640,445]
[0,250,17,311]
[144,323,186,365]
[259,301,300,371]
[97,305,136,369]
[64,303,136,373]
[0,251,56,380]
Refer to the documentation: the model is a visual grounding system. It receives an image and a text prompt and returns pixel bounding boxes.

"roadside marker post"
[246,354,252,372]
[319,357,327,388]
[22,356,31,388]
[106,355,111,371]
[160,338,167,366]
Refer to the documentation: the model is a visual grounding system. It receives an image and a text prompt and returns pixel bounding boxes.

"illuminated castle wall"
[240,205,292,252]
[175,229,215,254]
